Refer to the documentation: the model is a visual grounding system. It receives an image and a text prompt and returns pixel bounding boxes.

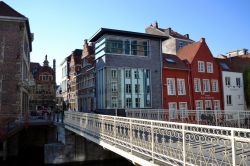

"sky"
[3,0,250,84]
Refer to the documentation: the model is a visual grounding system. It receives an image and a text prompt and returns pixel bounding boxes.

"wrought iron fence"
[126,109,250,128]
[64,111,250,166]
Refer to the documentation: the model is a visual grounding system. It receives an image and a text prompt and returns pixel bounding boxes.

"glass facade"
[96,67,151,109]
[95,36,149,59]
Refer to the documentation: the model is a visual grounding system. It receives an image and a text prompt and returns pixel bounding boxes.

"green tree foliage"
[243,67,250,108]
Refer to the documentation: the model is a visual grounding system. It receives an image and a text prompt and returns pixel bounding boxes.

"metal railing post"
[129,119,132,153]
[238,111,240,128]
[215,110,218,126]
[151,121,154,163]
[231,129,236,166]
[182,124,186,165]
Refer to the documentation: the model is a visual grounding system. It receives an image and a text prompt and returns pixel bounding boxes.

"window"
[111,70,117,79]
[106,39,123,54]
[226,95,232,105]
[179,102,188,117]
[236,78,241,87]
[111,82,117,92]
[211,80,219,92]
[135,98,140,108]
[177,79,186,95]
[125,70,131,79]
[213,100,220,110]
[203,79,210,92]
[198,61,205,72]
[195,100,203,110]
[146,85,150,93]
[167,78,176,95]
[207,62,213,73]
[205,100,212,110]
[134,71,139,79]
[125,84,131,93]
[169,102,177,119]
[135,84,140,93]
[126,98,132,108]
[194,78,201,92]
[225,77,230,86]
[112,97,118,108]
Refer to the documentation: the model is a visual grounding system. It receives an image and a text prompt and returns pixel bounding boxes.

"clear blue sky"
[3,0,250,84]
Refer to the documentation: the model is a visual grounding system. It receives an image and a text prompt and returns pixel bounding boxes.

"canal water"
[0,146,134,166]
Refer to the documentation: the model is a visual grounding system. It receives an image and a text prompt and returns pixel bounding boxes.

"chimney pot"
[200,38,205,43]
[153,21,158,28]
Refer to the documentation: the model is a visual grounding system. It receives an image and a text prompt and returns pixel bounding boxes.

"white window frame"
[111,70,117,79]
[195,100,203,110]
[177,79,186,95]
[135,98,140,108]
[112,97,118,108]
[203,79,210,92]
[194,78,201,92]
[207,62,213,73]
[168,102,177,119]
[167,78,176,95]
[126,98,132,108]
[125,69,131,79]
[179,102,188,117]
[198,61,205,72]
[213,100,220,110]
[111,82,117,92]
[205,100,212,110]
[225,77,230,86]
[236,78,241,87]
[211,79,219,92]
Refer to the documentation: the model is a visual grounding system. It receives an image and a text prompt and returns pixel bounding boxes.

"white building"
[219,61,245,110]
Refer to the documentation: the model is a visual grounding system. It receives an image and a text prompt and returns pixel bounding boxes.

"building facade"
[177,38,223,110]
[145,22,193,55]
[67,49,82,111]
[29,55,56,112]
[0,2,33,119]
[60,56,70,104]
[89,28,167,110]
[216,59,245,110]
[162,54,191,118]
[77,40,96,112]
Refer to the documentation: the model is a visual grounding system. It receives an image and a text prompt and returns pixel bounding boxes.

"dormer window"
[198,61,205,72]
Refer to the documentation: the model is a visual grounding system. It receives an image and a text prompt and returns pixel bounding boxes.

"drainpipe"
[188,64,193,109]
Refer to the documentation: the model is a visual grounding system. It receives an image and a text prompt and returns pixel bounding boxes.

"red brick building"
[162,54,191,119]
[0,2,33,122]
[29,55,56,112]
[177,38,223,110]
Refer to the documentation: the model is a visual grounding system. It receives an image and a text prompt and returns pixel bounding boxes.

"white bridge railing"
[64,111,250,166]
[126,109,250,128]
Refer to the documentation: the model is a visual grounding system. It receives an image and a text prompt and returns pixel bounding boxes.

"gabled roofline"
[89,28,168,42]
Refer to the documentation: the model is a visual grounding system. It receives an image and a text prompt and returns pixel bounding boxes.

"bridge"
[64,111,250,166]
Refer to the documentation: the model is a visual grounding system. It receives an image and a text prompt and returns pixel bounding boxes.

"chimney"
[200,38,205,43]
[53,59,56,71]
[152,21,158,29]
[184,34,189,39]
[84,39,88,45]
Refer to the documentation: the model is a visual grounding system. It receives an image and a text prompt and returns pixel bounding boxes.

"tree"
[243,67,250,109]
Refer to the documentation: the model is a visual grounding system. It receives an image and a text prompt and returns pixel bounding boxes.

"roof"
[177,38,204,63]
[0,1,32,51]
[0,1,25,18]
[162,54,189,70]
[89,28,168,42]
[216,55,250,73]
[145,24,193,41]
